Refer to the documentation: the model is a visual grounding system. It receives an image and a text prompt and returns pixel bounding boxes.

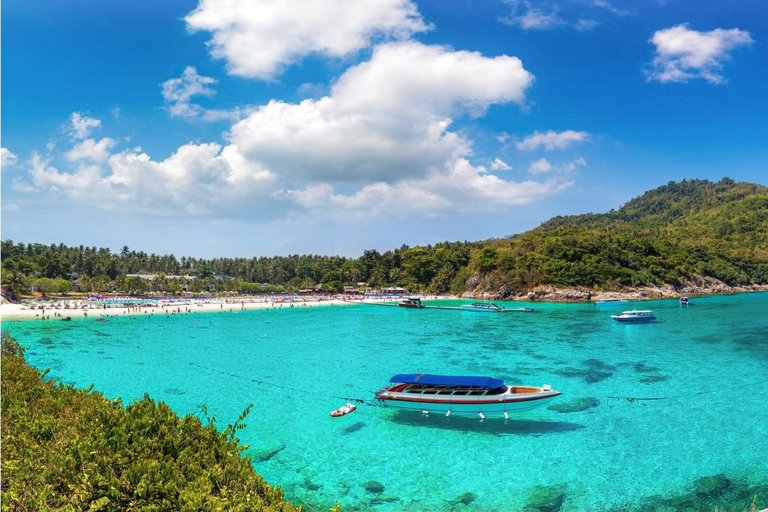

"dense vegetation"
[0,331,298,512]
[467,178,768,294]
[2,178,767,297]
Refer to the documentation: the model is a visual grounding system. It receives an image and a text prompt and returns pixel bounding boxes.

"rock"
[252,443,285,463]
[497,284,518,299]
[363,481,385,494]
[547,397,600,413]
[693,474,731,497]
[525,485,565,512]
[457,492,476,505]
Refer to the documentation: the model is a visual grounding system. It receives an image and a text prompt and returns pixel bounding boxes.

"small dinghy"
[330,403,357,418]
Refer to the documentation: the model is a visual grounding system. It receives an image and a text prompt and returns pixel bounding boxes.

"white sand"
[0,297,360,321]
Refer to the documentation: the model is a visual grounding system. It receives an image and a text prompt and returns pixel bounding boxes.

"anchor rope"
[188,362,378,406]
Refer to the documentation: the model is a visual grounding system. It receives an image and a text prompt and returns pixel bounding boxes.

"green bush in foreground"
[1,330,298,512]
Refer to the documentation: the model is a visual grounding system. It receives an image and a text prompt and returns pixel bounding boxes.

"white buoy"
[421,410,429,415]
[504,411,509,420]
[446,410,451,417]
[479,412,485,420]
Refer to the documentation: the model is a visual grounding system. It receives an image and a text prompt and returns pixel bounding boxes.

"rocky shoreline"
[463,275,768,303]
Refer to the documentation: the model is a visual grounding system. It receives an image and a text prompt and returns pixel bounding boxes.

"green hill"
[2,178,767,298]
[459,178,768,296]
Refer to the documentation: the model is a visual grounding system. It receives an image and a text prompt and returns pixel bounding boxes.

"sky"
[2,0,767,258]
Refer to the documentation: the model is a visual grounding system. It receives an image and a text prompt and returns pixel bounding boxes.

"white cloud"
[161,67,254,122]
[161,66,218,118]
[528,158,553,175]
[229,42,534,184]
[575,19,600,31]
[647,24,753,84]
[185,0,429,80]
[490,158,512,171]
[22,41,572,221]
[528,156,585,175]
[1,148,18,167]
[281,159,571,219]
[501,1,565,30]
[516,130,590,151]
[65,137,116,163]
[70,113,101,139]
[2,203,20,211]
[29,140,279,216]
[592,0,631,17]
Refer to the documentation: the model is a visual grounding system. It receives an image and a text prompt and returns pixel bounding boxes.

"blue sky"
[2,0,766,258]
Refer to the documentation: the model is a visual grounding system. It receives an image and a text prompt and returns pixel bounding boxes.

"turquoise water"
[5,293,768,510]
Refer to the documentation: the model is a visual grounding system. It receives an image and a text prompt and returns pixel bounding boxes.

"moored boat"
[399,297,425,309]
[375,374,561,418]
[611,310,656,323]
[462,303,503,312]
[594,299,629,307]
[680,296,689,305]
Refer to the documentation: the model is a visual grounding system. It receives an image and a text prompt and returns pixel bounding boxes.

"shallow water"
[5,293,768,510]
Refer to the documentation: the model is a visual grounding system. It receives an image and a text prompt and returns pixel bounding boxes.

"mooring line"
[188,361,378,406]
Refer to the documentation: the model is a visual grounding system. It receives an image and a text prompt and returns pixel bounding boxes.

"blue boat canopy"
[389,373,504,389]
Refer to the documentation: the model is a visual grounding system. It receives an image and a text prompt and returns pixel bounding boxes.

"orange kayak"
[330,403,357,417]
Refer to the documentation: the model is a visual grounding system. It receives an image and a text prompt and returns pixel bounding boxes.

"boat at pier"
[611,310,656,323]
[399,298,425,309]
[462,303,534,313]
[594,299,629,307]
[375,374,560,418]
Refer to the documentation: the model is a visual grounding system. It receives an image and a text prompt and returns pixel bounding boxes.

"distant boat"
[594,299,629,307]
[399,297,425,309]
[680,296,689,305]
[462,303,534,313]
[462,302,503,312]
[375,374,560,418]
[611,310,656,323]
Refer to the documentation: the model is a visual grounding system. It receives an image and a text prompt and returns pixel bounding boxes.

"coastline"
[0,297,357,321]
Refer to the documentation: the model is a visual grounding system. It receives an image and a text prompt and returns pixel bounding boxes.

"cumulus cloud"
[516,130,590,151]
[29,141,278,216]
[229,42,534,183]
[70,113,101,139]
[161,66,218,118]
[646,24,753,84]
[281,159,571,218]
[575,19,600,31]
[65,137,116,163]
[22,41,572,220]
[490,158,512,171]
[528,158,553,175]
[1,148,18,167]
[528,156,585,175]
[185,0,429,79]
[500,1,565,30]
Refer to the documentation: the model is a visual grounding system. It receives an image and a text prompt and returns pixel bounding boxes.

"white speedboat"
[611,310,656,323]
[375,374,561,418]
[399,298,425,309]
[462,303,503,312]
[594,299,629,307]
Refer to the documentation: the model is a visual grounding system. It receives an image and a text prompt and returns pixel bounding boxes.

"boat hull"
[376,392,561,416]
[612,316,655,323]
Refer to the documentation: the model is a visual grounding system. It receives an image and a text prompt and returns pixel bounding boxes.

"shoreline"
[2,287,766,321]
[0,297,357,321]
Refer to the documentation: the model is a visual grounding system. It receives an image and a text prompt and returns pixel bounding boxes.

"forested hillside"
[2,178,767,297]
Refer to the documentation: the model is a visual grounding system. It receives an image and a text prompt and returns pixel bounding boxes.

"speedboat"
[330,403,357,418]
[462,303,503,312]
[594,299,629,307]
[611,310,656,323]
[679,296,689,305]
[375,374,561,418]
[399,297,425,309]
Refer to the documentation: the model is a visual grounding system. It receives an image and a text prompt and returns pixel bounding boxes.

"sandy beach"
[0,297,366,321]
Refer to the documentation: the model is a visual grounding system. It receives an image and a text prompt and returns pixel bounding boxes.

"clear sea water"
[5,293,768,511]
